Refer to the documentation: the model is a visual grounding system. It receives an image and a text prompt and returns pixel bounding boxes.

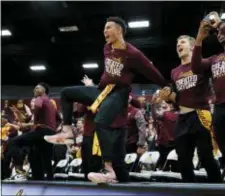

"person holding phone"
[153,33,222,183]
[191,11,225,173]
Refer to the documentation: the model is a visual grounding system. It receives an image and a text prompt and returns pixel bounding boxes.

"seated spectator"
[68,118,84,158]
[152,101,178,170]
[1,114,19,141]
[1,114,21,179]
[16,99,32,121]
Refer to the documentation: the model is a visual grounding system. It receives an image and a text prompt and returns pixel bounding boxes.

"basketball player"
[44,17,166,183]
[191,11,225,170]
[155,35,222,182]
[4,83,58,180]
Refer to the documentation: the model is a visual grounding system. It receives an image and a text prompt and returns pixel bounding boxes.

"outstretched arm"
[135,50,167,86]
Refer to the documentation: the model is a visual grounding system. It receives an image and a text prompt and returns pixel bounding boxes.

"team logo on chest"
[176,71,198,91]
[105,57,124,77]
[211,60,225,79]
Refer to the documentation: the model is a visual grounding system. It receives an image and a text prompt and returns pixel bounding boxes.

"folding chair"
[129,151,160,181]
[68,158,85,180]
[124,153,138,172]
[150,149,182,182]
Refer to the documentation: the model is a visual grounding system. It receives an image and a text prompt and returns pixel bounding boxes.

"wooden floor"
[2,180,225,196]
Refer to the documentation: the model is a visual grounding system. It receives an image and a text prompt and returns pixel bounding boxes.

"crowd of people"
[1,11,225,184]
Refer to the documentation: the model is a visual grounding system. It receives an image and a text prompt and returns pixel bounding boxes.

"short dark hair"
[38,82,50,95]
[106,16,127,36]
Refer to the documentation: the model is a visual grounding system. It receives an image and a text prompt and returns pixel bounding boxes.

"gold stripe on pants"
[88,84,115,114]
[196,109,220,157]
[92,132,101,156]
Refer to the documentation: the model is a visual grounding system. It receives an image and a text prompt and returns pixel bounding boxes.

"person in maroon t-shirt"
[191,11,225,171]
[154,35,222,182]
[45,16,166,183]
[5,83,59,181]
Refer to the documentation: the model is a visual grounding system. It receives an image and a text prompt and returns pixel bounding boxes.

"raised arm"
[192,11,225,74]
[192,21,213,74]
